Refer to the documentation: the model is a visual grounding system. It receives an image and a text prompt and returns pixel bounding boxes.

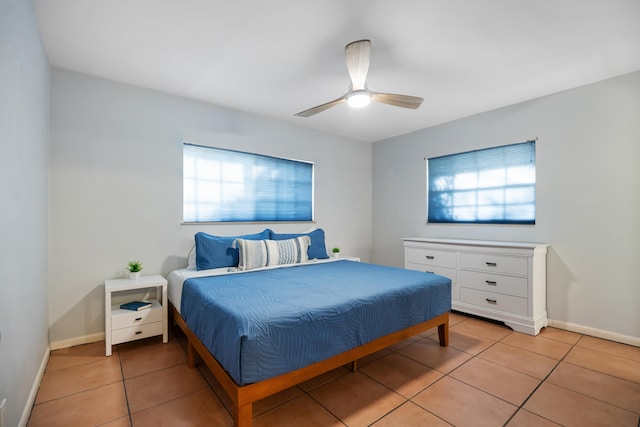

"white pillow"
[187,244,196,269]
[236,236,310,271]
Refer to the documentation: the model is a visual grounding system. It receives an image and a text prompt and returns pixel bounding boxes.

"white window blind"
[183,144,313,223]
[427,141,536,224]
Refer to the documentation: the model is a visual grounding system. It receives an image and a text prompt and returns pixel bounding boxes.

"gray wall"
[373,71,640,342]
[0,1,50,426]
[49,68,373,345]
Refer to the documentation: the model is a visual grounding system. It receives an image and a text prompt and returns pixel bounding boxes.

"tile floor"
[28,312,640,427]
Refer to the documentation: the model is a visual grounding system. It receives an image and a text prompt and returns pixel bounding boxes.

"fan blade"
[371,92,423,109]
[345,39,371,91]
[294,96,346,117]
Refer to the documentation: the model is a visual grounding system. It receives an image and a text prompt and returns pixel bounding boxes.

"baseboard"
[20,333,106,425]
[49,332,105,351]
[19,345,50,427]
[548,319,640,347]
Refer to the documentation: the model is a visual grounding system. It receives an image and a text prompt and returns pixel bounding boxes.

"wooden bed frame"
[170,303,449,427]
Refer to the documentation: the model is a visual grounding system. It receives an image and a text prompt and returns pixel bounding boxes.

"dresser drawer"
[112,321,163,345]
[406,247,457,268]
[460,253,527,276]
[459,270,527,297]
[407,263,457,283]
[111,302,162,330]
[460,288,527,316]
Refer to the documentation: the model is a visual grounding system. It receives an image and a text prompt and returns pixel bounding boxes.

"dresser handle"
[425,270,433,274]
[426,255,435,259]
[486,298,497,304]
[485,281,497,286]
[135,317,142,321]
[135,331,143,335]
[486,262,497,267]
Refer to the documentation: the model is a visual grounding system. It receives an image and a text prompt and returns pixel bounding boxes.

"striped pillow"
[236,236,311,271]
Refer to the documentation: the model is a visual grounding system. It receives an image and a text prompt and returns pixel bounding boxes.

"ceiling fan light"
[347,91,371,108]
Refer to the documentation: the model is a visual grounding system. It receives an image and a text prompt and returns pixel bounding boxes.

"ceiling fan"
[295,39,423,117]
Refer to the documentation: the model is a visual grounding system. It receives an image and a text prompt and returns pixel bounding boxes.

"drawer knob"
[486,298,497,304]
[135,317,142,321]
[485,280,497,286]
[486,262,497,267]
[426,255,435,260]
[135,331,143,335]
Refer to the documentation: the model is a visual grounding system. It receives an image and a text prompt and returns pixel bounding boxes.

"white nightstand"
[331,256,360,262]
[104,274,168,356]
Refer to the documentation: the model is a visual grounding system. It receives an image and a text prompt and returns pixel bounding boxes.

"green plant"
[127,260,143,273]
[332,247,340,254]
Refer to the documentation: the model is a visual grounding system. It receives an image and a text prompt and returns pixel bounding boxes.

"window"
[183,144,313,223]
[427,140,536,224]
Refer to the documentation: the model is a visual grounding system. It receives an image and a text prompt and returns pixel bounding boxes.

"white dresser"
[403,238,549,335]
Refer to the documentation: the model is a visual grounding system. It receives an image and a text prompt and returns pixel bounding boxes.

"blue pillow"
[195,229,272,270]
[271,228,329,260]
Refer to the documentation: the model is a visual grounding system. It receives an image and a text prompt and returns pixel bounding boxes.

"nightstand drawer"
[460,288,527,316]
[111,302,162,330]
[407,263,457,283]
[406,248,457,268]
[112,322,163,345]
[459,270,527,297]
[460,253,527,276]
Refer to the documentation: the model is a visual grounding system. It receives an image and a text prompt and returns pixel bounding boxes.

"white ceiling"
[33,0,640,142]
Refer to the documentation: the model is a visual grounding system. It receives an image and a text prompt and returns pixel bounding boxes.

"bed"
[168,231,451,427]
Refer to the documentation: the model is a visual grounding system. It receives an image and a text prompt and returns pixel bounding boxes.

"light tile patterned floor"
[27,312,640,426]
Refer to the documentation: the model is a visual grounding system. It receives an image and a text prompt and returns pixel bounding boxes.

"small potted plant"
[331,247,341,258]
[127,260,143,280]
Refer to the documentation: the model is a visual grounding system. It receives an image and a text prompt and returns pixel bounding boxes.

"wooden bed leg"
[437,322,449,347]
[234,403,252,427]
[187,340,196,368]
[351,359,358,373]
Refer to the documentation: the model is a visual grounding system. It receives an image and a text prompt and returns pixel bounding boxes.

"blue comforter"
[181,260,451,385]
